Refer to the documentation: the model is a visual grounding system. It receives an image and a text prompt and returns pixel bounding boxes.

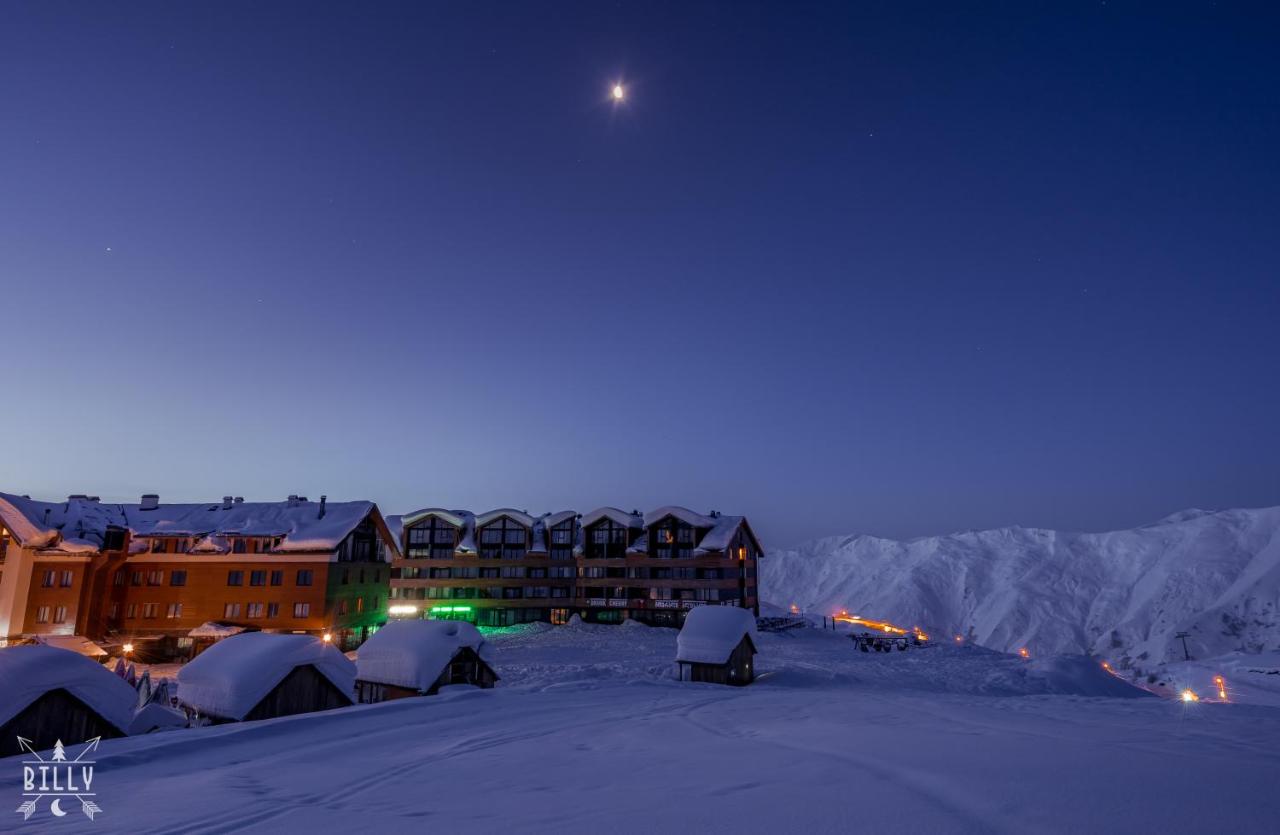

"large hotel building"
[387,506,763,627]
[1,492,762,653]
[0,492,398,656]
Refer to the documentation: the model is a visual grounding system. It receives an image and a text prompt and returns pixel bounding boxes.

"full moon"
[612,84,625,101]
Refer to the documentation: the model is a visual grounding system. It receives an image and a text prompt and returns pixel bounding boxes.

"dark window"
[267,602,280,618]
[102,527,126,551]
[585,519,629,559]
[296,569,313,586]
[41,570,55,588]
[478,517,528,559]
[652,518,696,559]
[232,538,247,554]
[406,517,458,559]
[151,539,168,554]
[250,570,266,586]
[227,570,244,586]
[270,570,283,586]
[170,570,187,587]
[549,520,576,560]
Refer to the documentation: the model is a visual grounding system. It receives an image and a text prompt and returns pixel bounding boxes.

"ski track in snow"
[3,624,1279,834]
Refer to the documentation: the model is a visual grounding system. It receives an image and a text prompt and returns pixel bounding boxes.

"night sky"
[2,2,1277,546]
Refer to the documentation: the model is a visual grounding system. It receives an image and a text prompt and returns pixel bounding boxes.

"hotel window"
[502,587,523,599]
[147,570,162,586]
[232,538,247,554]
[548,566,574,579]
[267,602,280,618]
[250,570,266,587]
[338,599,348,616]
[126,603,138,618]
[429,567,451,579]
[406,517,458,559]
[101,527,126,551]
[526,586,550,599]
[293,602,310,618]
[41,570,55,588]
[585,520,629,559]
[131,571,144,586]
[270,570,283,586]
[246,603,265,619]
[550,587,570,598]
[224,602,241,618]
[107,602,120,619]
[114,570,126,586]
[652,518,696,559]
[478,517,528,560]
[501,566,526,579]
[480,567,500,579]
[170,570,187,586]
[296,569,313,586]
[142,603,159,618]
[53,606,68,623]
[341,569,350,585]
[166,603,182,619]
[227,570,244,586]
[152,539,168,554]
[175,538,190,554]
[356,597,364,613]
[35,606,50,623]
[549,520,575,560]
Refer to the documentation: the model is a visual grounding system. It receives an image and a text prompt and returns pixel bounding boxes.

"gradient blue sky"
[2,2,1277,546]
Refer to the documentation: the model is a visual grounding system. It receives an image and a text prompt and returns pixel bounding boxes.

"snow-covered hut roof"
[474,508,536,528]
[0,645,136,731]
[32,634,108,658]
[187,621,250,639]
[177,632,355,720]
[676,606,759,665]
[355,620,493,692]
[580,507,644,528]
[0,491,396,558]
[128,703,187,735]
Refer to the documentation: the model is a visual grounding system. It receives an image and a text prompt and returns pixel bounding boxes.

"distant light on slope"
[1181,688,1199,703]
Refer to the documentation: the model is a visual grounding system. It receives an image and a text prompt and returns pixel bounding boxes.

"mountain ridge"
[761,505,1280,675]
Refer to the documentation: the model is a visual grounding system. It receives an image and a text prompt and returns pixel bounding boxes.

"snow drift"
[762,506,1280,674]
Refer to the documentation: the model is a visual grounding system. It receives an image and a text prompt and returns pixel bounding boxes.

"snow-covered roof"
[580,507,644,528]
[177,632,355,720]
[540,510,578,529]
[32,634,108,657]
[355,620,492,692]
[676,606,758,665]
[400,508,467,528]
[128,702,187,734]
[474,508,536,528]
[694,515,763,555]
[0,491,395,558]
[645,506,716,529]
[0,645,136,731]
[188,622,250,639]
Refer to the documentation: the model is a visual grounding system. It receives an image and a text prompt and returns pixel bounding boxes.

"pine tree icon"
[51,740,66,762]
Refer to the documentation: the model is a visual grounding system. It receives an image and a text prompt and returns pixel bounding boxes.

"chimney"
[68,494,88,502]
[222,496,234,510]
[287,495,300,507]
[140,494,159,511]
[709,510,720,518]
[234,496,244,504]
[318,495,327,519]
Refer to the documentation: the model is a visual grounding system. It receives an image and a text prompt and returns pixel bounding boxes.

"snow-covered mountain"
[762,507,1280,675]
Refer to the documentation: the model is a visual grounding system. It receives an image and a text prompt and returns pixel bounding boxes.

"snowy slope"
[762,506,1280,676]
[3,625,1275,834]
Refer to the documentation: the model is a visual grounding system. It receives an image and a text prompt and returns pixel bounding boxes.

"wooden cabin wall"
[242,664,352,722]
[0,688,124,757]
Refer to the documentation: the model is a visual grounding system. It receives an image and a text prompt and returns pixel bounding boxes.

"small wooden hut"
[0,645,134,757]
[177,632,354,723]
[355,620,498,703]
[676,605,759,686]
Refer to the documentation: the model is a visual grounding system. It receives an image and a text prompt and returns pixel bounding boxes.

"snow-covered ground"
[4,621,1279,834]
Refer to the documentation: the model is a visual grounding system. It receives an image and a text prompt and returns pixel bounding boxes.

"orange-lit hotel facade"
[387,506,762,627]
[0,492,398,656]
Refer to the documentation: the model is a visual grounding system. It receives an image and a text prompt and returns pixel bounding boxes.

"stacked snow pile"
[763,505,1280,671]
[178,633,354,720]
[677,606,757,664]
[0,645,135,732]
[356,620,488,691]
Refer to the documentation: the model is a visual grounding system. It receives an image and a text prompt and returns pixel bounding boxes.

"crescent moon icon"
[50,798,68,817]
